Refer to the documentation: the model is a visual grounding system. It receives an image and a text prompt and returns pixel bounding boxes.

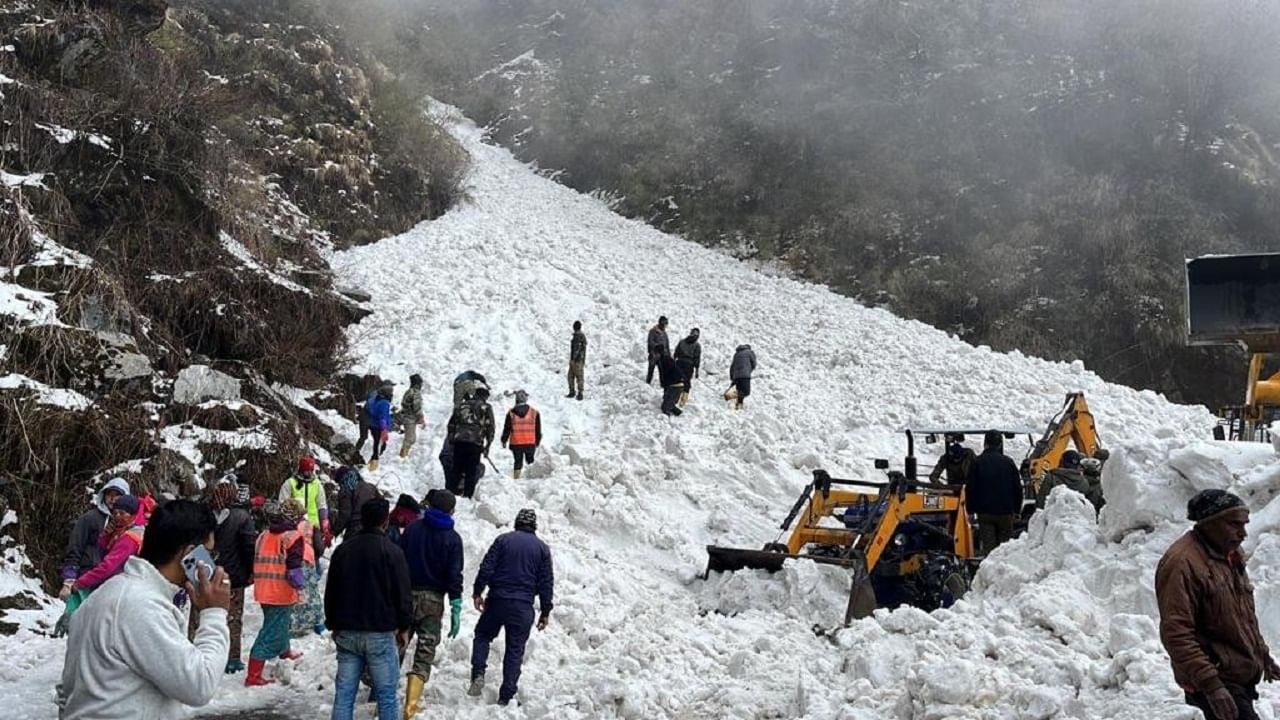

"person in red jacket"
[500,391,542,479]
[72,495,145,595]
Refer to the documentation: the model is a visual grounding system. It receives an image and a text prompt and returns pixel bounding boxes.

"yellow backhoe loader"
[1185,253,1280,442]
[705,396,1104,625]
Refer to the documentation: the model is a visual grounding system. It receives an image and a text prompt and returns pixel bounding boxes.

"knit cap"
[515,508,537,531]
[1187,489,1246,524]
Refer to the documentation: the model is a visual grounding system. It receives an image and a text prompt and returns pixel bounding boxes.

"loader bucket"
[704,545,789,576]
[844,561,879,624]
[1187,253,1280,350]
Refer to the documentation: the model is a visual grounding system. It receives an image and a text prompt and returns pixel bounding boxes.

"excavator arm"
[1027,392,1101,485]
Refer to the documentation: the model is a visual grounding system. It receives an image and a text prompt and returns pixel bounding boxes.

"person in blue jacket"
[356,381,394,470]
[467,508,554,706]
[398,489,464,717]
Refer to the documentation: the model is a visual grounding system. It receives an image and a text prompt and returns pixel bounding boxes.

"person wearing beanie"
[277,455,330,561]
[398,489,465,716]
[501,390,543,480]
[325,497,413,720]
[70,495,146,596]
[567,321,587,400]
[196,475,257,674]
[398,374,427,459]
[963,430,1023,554]
[245,500,307,687]
[1156,489,1279,720]
[468,508,554,706]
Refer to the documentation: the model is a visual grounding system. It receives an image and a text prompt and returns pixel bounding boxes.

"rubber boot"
[403,674,426,720]
[368,458,380,472]
[513,468,522,480]
[245,658,274,686]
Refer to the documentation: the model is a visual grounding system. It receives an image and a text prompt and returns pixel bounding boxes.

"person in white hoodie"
[57,499,231,720]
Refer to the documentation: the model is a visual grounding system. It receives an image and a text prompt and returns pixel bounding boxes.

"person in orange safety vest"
[500,390,543,480]
[245,501,306,687]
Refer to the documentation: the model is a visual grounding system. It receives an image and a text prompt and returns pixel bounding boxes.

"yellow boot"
[403,673,425,720]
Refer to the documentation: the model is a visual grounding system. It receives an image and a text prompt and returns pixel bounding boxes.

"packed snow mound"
[4,108,1275,719]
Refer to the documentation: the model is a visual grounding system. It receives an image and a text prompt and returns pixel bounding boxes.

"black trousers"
[1187,684,1259,720]
[511,446,536,471]
[733,377,751,402]
[356,418,386,460]
[454,442,483,498]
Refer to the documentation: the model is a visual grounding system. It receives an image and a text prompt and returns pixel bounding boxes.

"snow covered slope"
[5,106,1279,719]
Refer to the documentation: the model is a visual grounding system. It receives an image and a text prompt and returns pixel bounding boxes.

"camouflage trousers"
[409,590,445,680]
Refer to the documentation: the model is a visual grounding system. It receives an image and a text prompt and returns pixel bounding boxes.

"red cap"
[298,456,317,474]
[251,495,266,508]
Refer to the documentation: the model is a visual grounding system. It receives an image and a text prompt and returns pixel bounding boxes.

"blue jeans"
[470,598,534,704]
[332,631,399,720]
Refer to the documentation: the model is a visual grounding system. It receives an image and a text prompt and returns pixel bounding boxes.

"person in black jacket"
[332,467,381,540]
[209,474,256,674]
[657,348,685,417]
[468,509,554,706]
[325,498,413,720]
[965,430,1024,554]
[673,328,701,406]
[399,489,464,717]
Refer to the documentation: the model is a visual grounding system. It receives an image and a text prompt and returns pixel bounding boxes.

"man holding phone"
[57,500,231,720]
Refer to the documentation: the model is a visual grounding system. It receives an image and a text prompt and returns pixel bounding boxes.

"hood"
[735,344,751,352]
[94,477,132,514]
[511,404,530,417]
[424,508,454,530]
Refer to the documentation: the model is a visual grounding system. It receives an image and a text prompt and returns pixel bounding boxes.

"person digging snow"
[501,390,542,479]
[399,489,464,718]
[727,344,756,410]
[657,347,685,416]
[469,508,554,707]
[567,320,587,400]
[277,455,331,561]
[399,374,426,458]
[245,501,307,687]
[325,497,413,720]
[1156,489,1280,720]
[357,381,395,470]
[673,327,701,406]
[447,384,495,499]
[56,500,229,720]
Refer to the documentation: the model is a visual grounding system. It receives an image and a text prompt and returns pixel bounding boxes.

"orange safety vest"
[509,407,539,447]
[254,530,300,606]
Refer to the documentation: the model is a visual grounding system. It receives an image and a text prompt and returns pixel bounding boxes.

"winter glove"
[53,611,71,638]
[286,568,306,590]
[449,597,462,639]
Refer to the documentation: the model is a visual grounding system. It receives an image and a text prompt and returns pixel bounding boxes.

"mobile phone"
[182,545,216,586]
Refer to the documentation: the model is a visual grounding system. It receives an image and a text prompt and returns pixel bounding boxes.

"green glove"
[449,598,462,639]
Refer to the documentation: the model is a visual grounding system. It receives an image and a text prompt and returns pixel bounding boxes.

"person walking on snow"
[468,508,554,706]
[400,489,464,718]
[386,493,422,545]
[447,385,495,499]
[206,475,256,674]
[658,347,685,417]
[646,316,670,385]
[964,430,1023,554]
[674,328,701,407]
[567,321,587,400]
[286,498,325,638]
[277,455,331,561]
[1156,489,1280,720]
[357,381,395,471]
[56,500,230,720]
[727,344,756,410]
[398,374,426,458]
[333,466,381,540]
[501,390,542,479]
[325,497,414,720]
[245,501,307,687]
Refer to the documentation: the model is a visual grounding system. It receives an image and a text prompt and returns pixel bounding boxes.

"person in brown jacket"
[1155,489,1280,720]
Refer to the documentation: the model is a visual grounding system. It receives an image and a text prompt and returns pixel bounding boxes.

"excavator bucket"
[1187,253,1280,351]
[704,546,789,576]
